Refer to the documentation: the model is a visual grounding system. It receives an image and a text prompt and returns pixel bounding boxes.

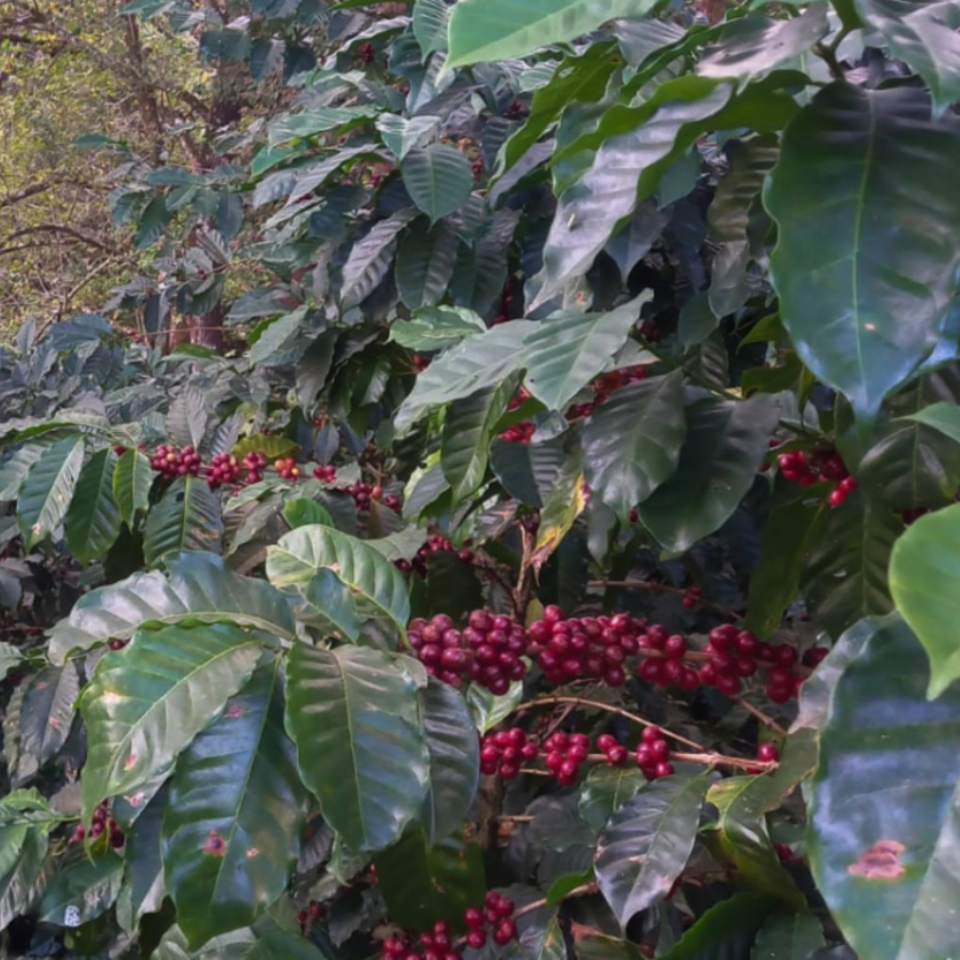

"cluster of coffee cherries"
[274,457,302,481]
[596,734,629,767]
[381,921,462,960]
[313,465,337,483]
[338,481,401,512]
[699,625,801,703]
[408,611,528,695]
[395,535,474,576]
[500,421,536,443]
[69,800,124,849]
[464,893,519,948]
[568,364,650,419]
[637,626,700,692]
[480,727,539,780]
[635,727,675,781]
[543,731,591,786]
[150,444,202,480]
[358,41,375,64]
[681,584,702,609]
[527,606,639,688]
[206,453,241,490]
[777,447,857,507]
[297,901,324,928]
[471,155,485,179]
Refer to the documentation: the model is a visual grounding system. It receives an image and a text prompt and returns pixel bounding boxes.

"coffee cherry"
[464,907,484,929]
[757,743,779,763]
[466,931,486,950]
[493,920,518,945]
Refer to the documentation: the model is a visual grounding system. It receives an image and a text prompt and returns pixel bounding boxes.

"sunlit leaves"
[18,436,84,548]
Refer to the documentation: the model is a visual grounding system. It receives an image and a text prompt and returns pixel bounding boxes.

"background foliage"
[1,0,960,958]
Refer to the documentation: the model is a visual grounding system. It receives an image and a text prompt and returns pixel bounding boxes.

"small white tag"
[63,905,81,928]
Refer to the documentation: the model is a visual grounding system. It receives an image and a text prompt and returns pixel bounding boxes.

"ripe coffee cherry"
[803,645,829,668]
[464,907,484,929]
[757,743,779,763]
[466,931,486,950]
[313,464,337,482]
[206,453,241,490]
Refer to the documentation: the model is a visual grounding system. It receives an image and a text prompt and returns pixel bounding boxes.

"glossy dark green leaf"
[341,209,417,309]
[801,492,899,640]
[809,613,960,959]
[579,765,647,834]
[905,400,960,445]
[389,306,486,352]
[375,827,484,930]
[117,784,167,931]
[412,0,449,56]
[705,730,816,910]
[48,551,296,664]
[283,498,334,530]
[247,929,332,960]
[284,644,429,851]
[143,477,224,567]
[697,8,829,83]
[660,893,778,959]
[113,449,153,525]
[636,394,779,552]
[166,386,207,451]
[395,321,535,431]
[465,680,524,734]
[162,656,309,947]
[418,678,480,842]
[401,145,473,223]
[0,824,49,929]
[441,377,519,504]
[17,435,85,548]
[377,114,442,161]
[745,491,826,638]
[79,622,262,820]
[752,913,826,960]
[523,295,650,411]
[396,219,458,310]
[855,0,960,118]
[765,84,960,425]
[14,663,79,784]
[533,451,587,571]
[594,772,710,927]
[582,371,686,521]
[267,524,410,634]
[447,0,658,66]
[889,502,960,696]
[38,850,123,927]
[536,82,732,304]
[294,568,363,640]
[66,448,121,563]
[707,136,779,320]
[134,195,170,249]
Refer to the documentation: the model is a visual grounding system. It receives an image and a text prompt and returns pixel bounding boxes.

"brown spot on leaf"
[123,753,137,772]
[848,840,906,880]
[203,830,227,857]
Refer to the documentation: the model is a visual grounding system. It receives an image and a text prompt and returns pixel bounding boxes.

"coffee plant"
[4,0,960,957]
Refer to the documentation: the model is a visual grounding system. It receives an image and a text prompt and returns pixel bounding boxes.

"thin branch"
[1,224,111,251]
[737,697,788,736]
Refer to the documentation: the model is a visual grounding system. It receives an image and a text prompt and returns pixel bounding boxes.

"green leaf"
[707,136,779,320]
[166,386,208,451]
[401,145,474,223]
[48,551,296,664]
[751,913,826,960]
[294,568,363,641]
[377,114,442,162]
[0,644,22,684]
[764,83,960,426]
[705,730,816,910]
[134,195,171,249]
[446,0,659,67]
[283,499,334,529]
[341,209,418,309]
[395,321,535,431]
[0,817,50,928]
[375,828,484,930]
[808,613,960,960]
[250,309,307,366]
[419,678,480,842]
[489,435,566,508]
[801,493,899,640]
[284,644,429,852]
[113,449,154,525]
[697,8,829,84]
[162,656,310,947]
[117,785,166,932]
[889,502,960,697]
[523,295,650,411]
[636,394,779,553]
[14,663,79,785]
[465,680,524,734]
[745,491,826,638]
[854,0,960,118]
[389,305,486,351]
[903,399,960,446]
[412,0,449,56]
[38,850,123,927]
[143,476,224,567]
[232,435,301,461]
[533,452,588,571]
[247,930,332,960]
[17,436,85,548]
[66,448,121,563]
[396,219,458,310]
[441,377,519,504]
[79,622,262,820]
[581,370,686,521]
[579,765,647,835]
[267,106,381,145]
[536,79,733,303]
[660,893,778,959]
[267,525,410,634]
[594,772,710,927]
